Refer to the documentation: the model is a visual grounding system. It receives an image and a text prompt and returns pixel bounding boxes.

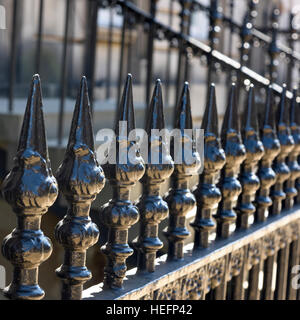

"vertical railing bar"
[145,0,157,106]
[175,0,192,107]
[8,0,19,113]
[247,263,262,300]
[268,7,280,84]
[106,6,114,99]
[58,0,71,145]
[232,248,248,300]
[35,0,44,74]
[206,0,222,94]
[227,0,234,59]
[214,255,229,300]
[183,7,193,82]
[225,0,234,86]
[164,0,174,107]
[274,244,290,300]
[84,0,99,111]
[262,255,277,300]
[126,22,133,75]
[286,10,295,89]
[117,8,127,107]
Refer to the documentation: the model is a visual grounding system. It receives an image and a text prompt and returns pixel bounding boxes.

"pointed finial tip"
[32,74,40,82]
[125,73,133,86]
[183,82,189,91]
[155,79,162,90]
[80,76,88,86]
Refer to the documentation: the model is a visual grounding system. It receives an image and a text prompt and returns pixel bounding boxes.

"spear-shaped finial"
[137,79,173,272]
[271,84,294,215]
[237,84,264,228]
[2,74,58,300]
[17,74,48,159]
[166,81,200,259]
[285,88,300,209]
[202,83,219,136]
[100,74,145,288]
[256,85,280,221]
[217,83,246,238]
[55,77,105,300]
[115,73,135,137]
[192,83,226,248]
[174,81,193,131]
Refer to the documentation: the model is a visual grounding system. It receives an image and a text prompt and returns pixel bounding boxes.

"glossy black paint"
[1,75,58,300]
[55,77,105,300]
[100,74,145,289]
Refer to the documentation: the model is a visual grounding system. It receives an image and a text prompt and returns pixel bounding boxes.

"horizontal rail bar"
[107,0,296,100]
[83,205,300,300]
[191,0,300,62]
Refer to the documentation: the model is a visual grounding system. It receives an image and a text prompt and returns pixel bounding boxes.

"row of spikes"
[16,74,300,217]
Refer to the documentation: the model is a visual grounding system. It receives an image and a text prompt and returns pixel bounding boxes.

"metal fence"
[1,0,300,300]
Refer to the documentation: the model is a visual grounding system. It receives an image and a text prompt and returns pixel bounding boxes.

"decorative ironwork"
[268,7,280,82]
[237,84,264,228]
[137,79,174,272]
[154,279,183,300]
[165,82,200,259]
[228,248,244,280]
[240,0,258,66]
[54,77,105,300]
[247,240,262,269]
[1,75,58,300]
[2,0,300,302]
[181,267,206,300]
[285,89,300,209]
[208,0,222,51]
[100,74,145,289]
[216,83,246,238]
[207,257,226,292]
[256,86,280,221]
[271,85,294,215]
[192,84,226,248]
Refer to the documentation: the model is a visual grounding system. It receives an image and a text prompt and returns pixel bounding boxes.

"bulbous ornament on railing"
[54,77,105,300]
[192,83,226,248]
[165,82,201,259]
[256,86,280,221]
[271,85,294,215]
[100,74,145,288]
[285,88,300,209]
[136,79,174,272]
[237,84,264,228]
[216,83,246,238]
[1,74,58,300]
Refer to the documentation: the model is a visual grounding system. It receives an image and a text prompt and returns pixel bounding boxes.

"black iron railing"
[1,0,300,301]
